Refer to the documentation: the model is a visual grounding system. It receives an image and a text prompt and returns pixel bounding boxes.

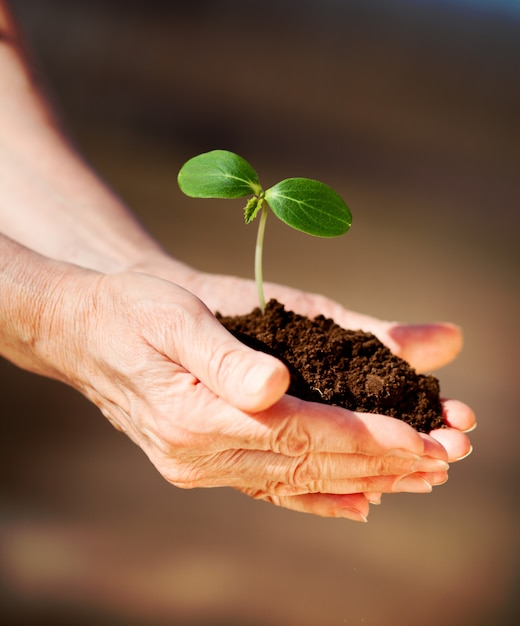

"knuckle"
[208,343,238,386]
[162,449,239,490]
[270,481,304,497]
[289,453,321,489]
[273,416,312,457]
[247,489,286,508]
[374,455,399,476]
[375,455,415,476]
[250,455,323,496]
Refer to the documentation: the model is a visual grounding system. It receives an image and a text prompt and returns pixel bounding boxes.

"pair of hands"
[0,0,474,521]
[47,261,474,522]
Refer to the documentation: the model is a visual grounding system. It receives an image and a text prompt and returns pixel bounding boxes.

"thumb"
[171,297,290,412]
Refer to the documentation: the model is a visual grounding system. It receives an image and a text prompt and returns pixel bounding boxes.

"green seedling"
[178,149,352,312]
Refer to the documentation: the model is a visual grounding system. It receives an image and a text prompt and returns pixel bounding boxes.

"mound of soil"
[217,299,444,433]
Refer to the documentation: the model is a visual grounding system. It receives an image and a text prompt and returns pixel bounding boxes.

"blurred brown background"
[1,0,518,624]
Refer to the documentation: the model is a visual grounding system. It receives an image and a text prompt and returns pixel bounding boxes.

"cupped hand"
[152,266,477,454]
[180,269,476,514]
[49,269,470,521]
[184,270,465,373]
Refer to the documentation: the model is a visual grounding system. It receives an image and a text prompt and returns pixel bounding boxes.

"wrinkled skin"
[0,1,475,522]
[28,263,473,522]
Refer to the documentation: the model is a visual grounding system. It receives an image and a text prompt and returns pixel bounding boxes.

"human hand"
[47,263,474,519]
[35,268,470,521]
[0,0,472,521]
[133,263,476,458]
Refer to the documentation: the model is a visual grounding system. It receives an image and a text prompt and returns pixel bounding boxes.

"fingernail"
[454,445,473,461]
[385,449,422,461]
[430,473,449,486]
[394,475,432,493]
[343,508,368,523]
[414,457,450,472]
[366,493,382,505]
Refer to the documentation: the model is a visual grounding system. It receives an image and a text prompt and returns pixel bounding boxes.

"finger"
[250,396,441,458]
[416,401,475,462]
[187,276,461,395]
[218,396,438,462]
[328,306,463,372]
[164,292,290,413]
[241,488,371,521]
[137,370,441,474]
[383,322,463,372]
[172,445,449,496]
[428,427,473,462]
[365,492,382,505]
[418,432,449,461]
[269,289,464,372]
[247,468,436,496]
[428,400,475,462]
[419,470,449,486]
[442,398,477,432]
[162,382,435,459]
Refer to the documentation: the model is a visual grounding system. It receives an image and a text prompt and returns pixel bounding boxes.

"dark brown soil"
[217,299,444,433]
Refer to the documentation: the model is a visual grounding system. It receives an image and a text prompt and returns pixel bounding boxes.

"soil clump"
[217,299,444,433]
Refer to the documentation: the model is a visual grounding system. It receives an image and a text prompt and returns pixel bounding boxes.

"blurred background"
[1,0,518,624]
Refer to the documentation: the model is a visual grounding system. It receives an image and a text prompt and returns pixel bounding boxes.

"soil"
[217,299,444,433]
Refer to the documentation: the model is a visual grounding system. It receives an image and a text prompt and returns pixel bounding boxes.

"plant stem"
[255,203,268,313]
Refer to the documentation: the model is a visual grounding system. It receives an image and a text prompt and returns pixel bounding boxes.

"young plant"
[177,149,352,312]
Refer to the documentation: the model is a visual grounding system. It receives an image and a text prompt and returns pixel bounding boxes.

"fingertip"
[429,428,473,463]
[181,305,290,412]
[419,432,449,461]
[365,492,383,505]
[441,398,477,432]
[389,322,463,371]
[240,356,290,412]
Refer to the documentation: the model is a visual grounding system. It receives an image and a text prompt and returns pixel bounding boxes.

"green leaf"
[264,178,352,237]
[178,150,262,199]
[244,195,264,224]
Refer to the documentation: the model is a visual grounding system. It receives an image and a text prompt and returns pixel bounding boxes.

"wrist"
[0,235,100,385]
[126,253,201,288]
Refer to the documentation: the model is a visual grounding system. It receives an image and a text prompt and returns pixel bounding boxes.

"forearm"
[0,3,190,279]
